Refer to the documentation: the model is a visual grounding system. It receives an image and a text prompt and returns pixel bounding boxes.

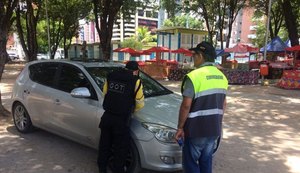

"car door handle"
[54,99,61,105]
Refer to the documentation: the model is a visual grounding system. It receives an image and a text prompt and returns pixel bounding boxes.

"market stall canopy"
[145,46,170,60]
[216,49,230,57]
[129,50,151,57]
[285,39,291,47]
[145,46,170,53]
[113,47,138,54]
[225,43,259,53]
[171,48,192,56]
[286,45,300,51]
[260,36,288,52]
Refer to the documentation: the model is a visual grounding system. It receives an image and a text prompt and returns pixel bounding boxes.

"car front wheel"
[109,140,141,173]
[12,102,34,133]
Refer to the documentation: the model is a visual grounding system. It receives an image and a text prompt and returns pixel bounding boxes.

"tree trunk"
[0,29,10,116]
[93,0,123,61]
[281,0,299,46]
[16,0,40,62]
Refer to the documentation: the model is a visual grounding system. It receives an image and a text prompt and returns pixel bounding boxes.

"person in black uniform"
[97,61,144,173]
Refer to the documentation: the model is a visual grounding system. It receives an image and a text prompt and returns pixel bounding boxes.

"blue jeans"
[182,136,218,173]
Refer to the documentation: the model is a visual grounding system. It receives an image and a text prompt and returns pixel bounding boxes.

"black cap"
[189,41,216,61]
[125,61,139,71]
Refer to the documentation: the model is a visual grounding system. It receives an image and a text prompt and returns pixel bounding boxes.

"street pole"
[262,0,272,83]
[45,0,51,58]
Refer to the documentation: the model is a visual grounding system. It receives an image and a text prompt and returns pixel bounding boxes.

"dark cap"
[125,61,139,71]
[189,41,216,61]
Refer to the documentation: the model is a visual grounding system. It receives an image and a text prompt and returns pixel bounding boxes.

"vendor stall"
[277,70,300,89]
[276,45,300,89]
[168,68,260,84]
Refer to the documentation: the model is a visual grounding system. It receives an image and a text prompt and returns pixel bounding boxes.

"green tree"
[250,0,285,40]
[92,0,151,60]
[161,0,246,47]
[120,26,155,50]
[46,0,92,59]
[0,0,19,115]
[36,20,49,53]
[280,0,299,46]
[120,37,143,50]
[136,26,156,43]
[16,0,42,61]
[162,15,204,29]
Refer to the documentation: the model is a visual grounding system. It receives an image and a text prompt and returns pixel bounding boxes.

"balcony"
[249,25,257,31]
[248,34,257,39]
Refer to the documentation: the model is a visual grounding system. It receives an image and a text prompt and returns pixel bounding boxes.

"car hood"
[134,93,182,128]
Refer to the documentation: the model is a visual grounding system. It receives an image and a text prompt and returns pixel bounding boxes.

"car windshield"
[85,67,173,98]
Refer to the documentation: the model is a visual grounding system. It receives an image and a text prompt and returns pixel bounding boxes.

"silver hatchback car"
[11,60,183,172]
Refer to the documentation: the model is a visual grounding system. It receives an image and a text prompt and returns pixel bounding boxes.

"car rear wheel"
[12,102,34,133]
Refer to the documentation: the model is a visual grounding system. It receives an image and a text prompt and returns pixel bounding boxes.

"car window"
[85,67,172,98]
[29,62,59,87]
[139,71,173,97]
[56,64,98,100]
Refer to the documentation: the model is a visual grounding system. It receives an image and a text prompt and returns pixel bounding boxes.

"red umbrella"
[171,48,192,54]
[144,46,170,61]
[286,45,300,51]
[113,47,138,54]
[225,43,259,53]
[130,50,152,57]
[145,46,170,53]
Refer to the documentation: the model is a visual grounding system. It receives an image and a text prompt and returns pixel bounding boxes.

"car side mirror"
[71,87,91,98]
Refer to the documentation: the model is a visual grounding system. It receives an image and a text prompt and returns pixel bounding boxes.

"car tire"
[126,141,142,173]
[12,102,34,133]
[109,140,142,173]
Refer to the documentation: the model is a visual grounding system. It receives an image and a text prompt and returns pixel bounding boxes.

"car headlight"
[142,122,176,143]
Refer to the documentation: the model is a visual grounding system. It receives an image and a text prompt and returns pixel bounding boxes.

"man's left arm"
[175,96,192,140]
[134,79,144,112]
[102,80,108,96]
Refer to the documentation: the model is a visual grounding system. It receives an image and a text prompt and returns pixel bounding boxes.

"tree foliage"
[92,0,152,60]
[161,0,246,48]
[120,26,156,50]
[162,15,204,29]
[120,37,143,50]
[46,0,92,59]
[16,0,42,61]
[249,0,285,40]
[136,26,156,43]
[280,0,299,46]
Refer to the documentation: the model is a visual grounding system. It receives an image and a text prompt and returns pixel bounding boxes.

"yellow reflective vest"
[184,65,228,137]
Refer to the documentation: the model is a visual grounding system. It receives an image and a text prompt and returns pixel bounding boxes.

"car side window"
[29,62,59,87]
[56,64,98,100]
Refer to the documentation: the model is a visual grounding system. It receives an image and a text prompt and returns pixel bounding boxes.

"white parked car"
[11,59,220,172]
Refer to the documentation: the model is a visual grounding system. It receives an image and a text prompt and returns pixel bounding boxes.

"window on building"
[153,12,158,18]
[181,34,186,44]
[186,35,191,44]
[138,10,144,17]
[146,11,152,18]
[192,35,198,44]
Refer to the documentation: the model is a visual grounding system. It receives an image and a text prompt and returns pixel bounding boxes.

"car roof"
[28,59,125,68]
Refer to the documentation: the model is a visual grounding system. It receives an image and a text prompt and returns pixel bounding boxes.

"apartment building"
[228,7,257,47]
[78,5,159,44]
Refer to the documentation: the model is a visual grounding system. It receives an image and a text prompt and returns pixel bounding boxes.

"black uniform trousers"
[97,111,130,173]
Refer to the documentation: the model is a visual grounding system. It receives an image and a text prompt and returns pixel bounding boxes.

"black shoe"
[99,168,107,173]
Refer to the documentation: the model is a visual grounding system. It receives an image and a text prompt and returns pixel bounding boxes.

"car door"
[50,63,101,147]
[25,62,59,126]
